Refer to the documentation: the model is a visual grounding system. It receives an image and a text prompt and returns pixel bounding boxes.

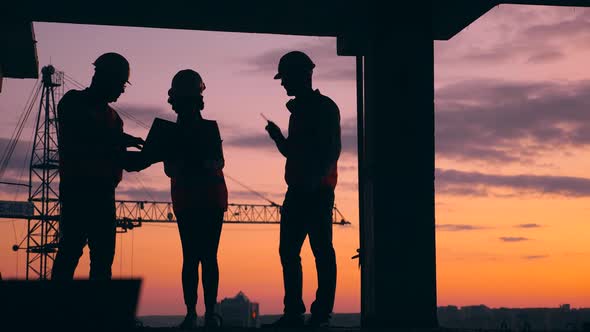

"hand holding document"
[123,150,151,172]
[141,117,178,163]
[123,133,145,150]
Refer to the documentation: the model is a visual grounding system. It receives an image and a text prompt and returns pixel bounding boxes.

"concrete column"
[360,1,437,327]
[0,64,3,93]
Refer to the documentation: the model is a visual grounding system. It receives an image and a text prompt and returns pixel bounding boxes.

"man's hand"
[123,151,152,172]
[265,121,284,142]
[124,133,145,150]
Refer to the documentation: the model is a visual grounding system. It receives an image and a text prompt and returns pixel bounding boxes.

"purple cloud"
[436,224,488,231]
[523,255,549,260]
[500,237,529,242]
[244,39,355,81]
[515,223,542,228]
[436,168,590,197]
[224,117,357,155]
[527,51,564,64]
[117,186,171,201]
[523,14,590,42]
[435,7,590,66]
[436,79,590,163]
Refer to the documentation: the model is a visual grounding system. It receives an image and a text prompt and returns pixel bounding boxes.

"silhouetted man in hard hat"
[52,52,145,280]
[264,51,341,328]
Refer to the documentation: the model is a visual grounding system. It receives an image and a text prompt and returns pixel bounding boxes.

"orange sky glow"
[0,4,589,316]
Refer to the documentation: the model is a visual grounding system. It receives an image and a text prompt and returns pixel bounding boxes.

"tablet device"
[142,117,177,163]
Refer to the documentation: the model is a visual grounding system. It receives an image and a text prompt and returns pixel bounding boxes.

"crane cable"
[0,82,40,179]
[0,80,41,277]
[224,174,279,206]
[0,80,41,180]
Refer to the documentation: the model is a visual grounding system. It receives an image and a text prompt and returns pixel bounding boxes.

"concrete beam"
[0,22,38,79]
[2,1,357,37]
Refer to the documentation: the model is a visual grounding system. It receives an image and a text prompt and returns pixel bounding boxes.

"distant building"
[437,304,590,331]
[215,291,259,327]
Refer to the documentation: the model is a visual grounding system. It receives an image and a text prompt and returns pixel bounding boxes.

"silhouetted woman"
[164,69,228,329]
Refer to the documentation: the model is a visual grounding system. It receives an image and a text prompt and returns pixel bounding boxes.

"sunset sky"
[1,4,589,316]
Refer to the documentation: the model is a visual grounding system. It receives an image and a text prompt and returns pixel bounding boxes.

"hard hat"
[92,52,131,84]
[168,69,206,98]
[274,51,315,79]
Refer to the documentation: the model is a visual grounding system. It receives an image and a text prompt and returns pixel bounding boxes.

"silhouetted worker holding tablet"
[53,52,146,281]
[163,69,228,329]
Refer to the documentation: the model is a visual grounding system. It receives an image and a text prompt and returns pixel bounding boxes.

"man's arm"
[314,102,341,178]
[203,122,226,170]
[123,151,152,172]
[266,121,289,157]
[274,135,289,158]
